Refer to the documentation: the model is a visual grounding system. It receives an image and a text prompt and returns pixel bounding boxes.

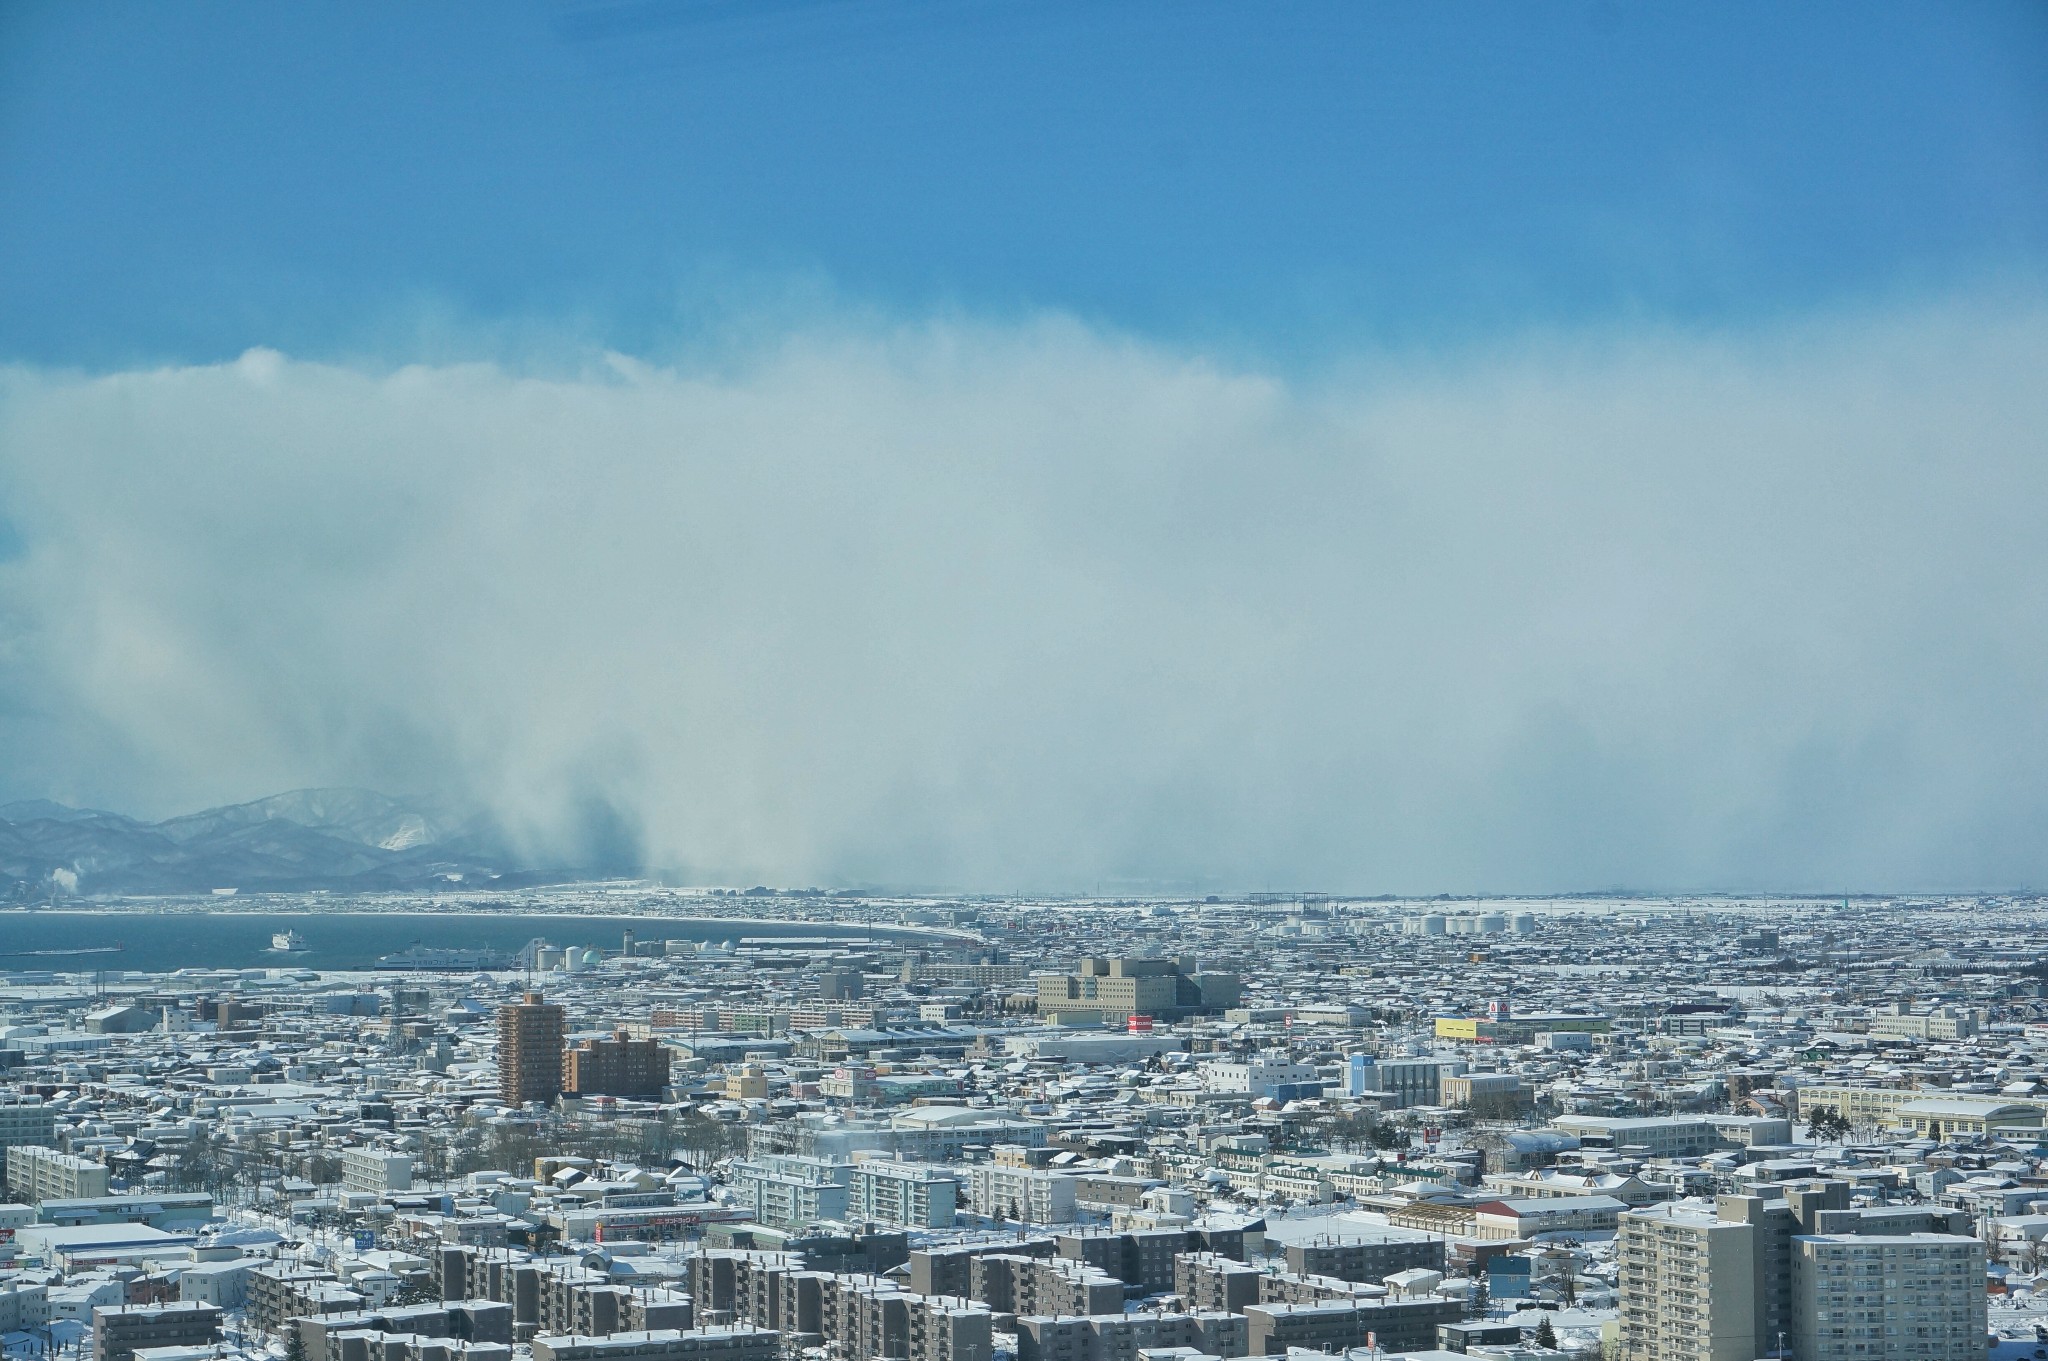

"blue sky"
[2,1,2043,367]
[3,3,2047,891]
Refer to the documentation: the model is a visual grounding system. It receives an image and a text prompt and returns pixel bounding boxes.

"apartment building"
[731,1156,851,1227]
[536,1270,692,1338]
[1620,1182,1986,1361]
[249,1264,365,1338]
[530,1328,779,1361]
[6,1144,110,1202]
[966,1164,1077,1224]
[92,1302,222,1361]
[566,1030,672,1098]
[297,1302,515,1361]
[1790,1234,1986,1361]
[1174,1252,1262,1314]
[343,1148,416,1195]
[846,1161,958,1229]
[497,992,566,1107]
[1242,1298,1461,1356]
[1618,1201,1765,1361]
[906,1295,994,1361]
[0,1279,51,1332]
[0,1096,57,1149]
[818,1276,912,1361]
[1282,1232,1445,1283]
[970,1254,1123,1317]
[907,1241,1058,1298]
[769,1110,1048,1163]
[1015,1311,1247,1361]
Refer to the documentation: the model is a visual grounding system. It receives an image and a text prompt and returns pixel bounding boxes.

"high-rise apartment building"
[1790,1234,1986,1361]
[1620,1182,1984,1361]
[566,1030,672,1098]
[498,992,566,1107]
[1618,1201,1766,1361]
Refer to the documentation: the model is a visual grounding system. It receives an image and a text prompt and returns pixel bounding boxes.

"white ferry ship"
[270,930,309,952]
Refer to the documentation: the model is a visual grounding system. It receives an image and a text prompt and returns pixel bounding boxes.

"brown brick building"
[566,1029,672,1098]
[498,992,566,1106]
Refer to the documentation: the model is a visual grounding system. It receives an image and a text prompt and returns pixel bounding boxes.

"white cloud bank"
[2,293,2045,891]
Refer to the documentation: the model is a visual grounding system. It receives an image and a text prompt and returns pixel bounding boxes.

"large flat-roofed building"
[1441,1072,1523,1109]
[25,1222,198,1270]
[1868,1006,1977,1041]
[530,1327,781,1361]
[37,1193,215,1230]
[1893,1097,2042,1141]
[1472,1195,1627,1240]
[1344,1056,1445,1108]
[1034,958,1239,1025]
[1549,1115,1786,1159]
[1796,1084,2048,1136]
[1200,1057,1319,1099]
[1792,1085,1925,1127]
[497,992,566,1107]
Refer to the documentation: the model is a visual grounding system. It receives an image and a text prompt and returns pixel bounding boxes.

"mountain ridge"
[0,787,610,899]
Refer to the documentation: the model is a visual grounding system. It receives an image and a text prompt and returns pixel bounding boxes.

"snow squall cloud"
[2,293,2045,892]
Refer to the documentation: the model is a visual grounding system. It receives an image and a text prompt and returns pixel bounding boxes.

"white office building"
[1200,1057,1318,1098]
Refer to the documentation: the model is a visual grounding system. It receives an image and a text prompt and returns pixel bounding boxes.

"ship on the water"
[374,944,514,971]
[269,930,309,952]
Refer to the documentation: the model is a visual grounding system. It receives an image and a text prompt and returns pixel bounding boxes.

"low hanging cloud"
[1,292,2044,892]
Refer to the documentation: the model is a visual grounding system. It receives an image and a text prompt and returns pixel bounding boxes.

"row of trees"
[413,1107,748,1181]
